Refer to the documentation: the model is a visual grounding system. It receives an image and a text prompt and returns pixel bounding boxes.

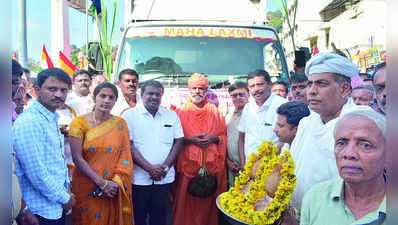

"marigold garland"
[219,141,296,225]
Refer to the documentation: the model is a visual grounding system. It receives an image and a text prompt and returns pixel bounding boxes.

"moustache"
[193,94,204,98]
[381,98,386,106]
[254,91,264,96]
[148,99,160,103]
[51,97,63,102]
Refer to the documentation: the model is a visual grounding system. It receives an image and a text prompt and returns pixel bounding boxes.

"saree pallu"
[69,116,134,225]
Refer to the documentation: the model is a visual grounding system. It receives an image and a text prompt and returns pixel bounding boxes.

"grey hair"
[352,84,375,96]
[334,108,386,140]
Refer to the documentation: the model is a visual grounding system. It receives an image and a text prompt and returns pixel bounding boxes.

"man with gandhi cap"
[289,53,368,213]
[301,108,386,225]
[173,73,227,225]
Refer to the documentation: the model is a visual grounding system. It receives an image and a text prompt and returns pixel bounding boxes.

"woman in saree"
[69,82,134,225]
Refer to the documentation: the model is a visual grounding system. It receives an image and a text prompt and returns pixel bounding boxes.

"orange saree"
[69,116,134,225]
[173,99,228,225]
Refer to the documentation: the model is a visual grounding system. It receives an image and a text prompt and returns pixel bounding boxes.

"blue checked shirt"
[13,100,70,219]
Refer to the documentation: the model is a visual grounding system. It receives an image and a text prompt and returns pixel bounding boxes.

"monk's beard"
[191,94,205,103]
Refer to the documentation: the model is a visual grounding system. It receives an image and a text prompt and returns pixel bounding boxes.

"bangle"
[20,205,29,215]
[100,180,108,190]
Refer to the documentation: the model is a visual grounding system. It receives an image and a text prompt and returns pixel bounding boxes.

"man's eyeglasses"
[231,92,247,98]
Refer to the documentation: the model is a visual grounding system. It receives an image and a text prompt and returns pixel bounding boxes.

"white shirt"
[290,98,370,210]
[111,86,141,116]
[65,91,78,104]
[56,108,76,166]
[67,95,94,116]
[122,103,184,185]
[238,93,287,160]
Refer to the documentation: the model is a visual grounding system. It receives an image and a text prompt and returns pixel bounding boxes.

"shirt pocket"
[159,122,174,144]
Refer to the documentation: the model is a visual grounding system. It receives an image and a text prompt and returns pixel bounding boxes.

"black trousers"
[132,183,172,225]
[35,214,65,225]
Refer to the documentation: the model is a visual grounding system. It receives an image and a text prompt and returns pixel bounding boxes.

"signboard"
[127,26,277,42]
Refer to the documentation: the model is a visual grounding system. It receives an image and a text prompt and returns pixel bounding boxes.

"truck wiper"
[209,75,248,89]
[140,72,192,82]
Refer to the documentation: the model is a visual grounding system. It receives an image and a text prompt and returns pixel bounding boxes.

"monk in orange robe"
[173,73,228,225]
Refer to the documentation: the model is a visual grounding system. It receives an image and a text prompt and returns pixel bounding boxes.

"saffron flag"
[39,44,54,71]
[80,55,86,69]
[13,52,18,61]
[59,51,77,78]
[313,46,319,56]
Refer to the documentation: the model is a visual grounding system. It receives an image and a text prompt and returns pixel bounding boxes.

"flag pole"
[86,0,89,62]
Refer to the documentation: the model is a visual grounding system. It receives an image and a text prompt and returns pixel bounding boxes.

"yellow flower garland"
[219,141,296,225]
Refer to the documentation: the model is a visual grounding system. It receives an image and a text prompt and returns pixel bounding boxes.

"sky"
[11,0,125,64]
[12,0,280,65]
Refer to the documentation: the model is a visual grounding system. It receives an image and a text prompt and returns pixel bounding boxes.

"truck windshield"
[116,28,288,88]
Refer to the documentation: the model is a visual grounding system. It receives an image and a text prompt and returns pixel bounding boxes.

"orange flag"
[41,45,54,69]
[80,55,86,69]
[59,51,77,78]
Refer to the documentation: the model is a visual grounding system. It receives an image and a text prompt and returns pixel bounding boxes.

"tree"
[267,11,283,33]
[27,58,40,72]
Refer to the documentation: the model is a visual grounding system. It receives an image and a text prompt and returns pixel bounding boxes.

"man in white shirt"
[238,69,287,168]
[112,68,141,116]
[289,53,368,211]
[66,69,94,115]
[122,80,184,225]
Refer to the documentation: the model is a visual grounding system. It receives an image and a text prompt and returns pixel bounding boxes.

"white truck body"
[114,0,288,114]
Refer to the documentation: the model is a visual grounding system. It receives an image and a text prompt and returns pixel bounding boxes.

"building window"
[325,28,330,49]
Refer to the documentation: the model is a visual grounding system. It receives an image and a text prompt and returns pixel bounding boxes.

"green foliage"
[93,1,118,81]
[27,58,40,72]
[271,0,299,50]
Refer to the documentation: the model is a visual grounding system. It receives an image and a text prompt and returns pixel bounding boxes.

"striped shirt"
[13,100,70,219]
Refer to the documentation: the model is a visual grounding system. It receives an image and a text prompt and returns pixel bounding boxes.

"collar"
[117,86,141,104]
[136,101,165,116]
[331,177,387,215]
[331,177,345,201]
[32,99,59,122]
[248,93,275,111]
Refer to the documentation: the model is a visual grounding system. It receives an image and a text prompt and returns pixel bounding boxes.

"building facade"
[281,0,386,72]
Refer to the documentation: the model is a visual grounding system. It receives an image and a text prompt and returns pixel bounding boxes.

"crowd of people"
[11,51,387,225]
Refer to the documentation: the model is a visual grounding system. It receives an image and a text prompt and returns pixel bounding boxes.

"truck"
[110,0,289,114]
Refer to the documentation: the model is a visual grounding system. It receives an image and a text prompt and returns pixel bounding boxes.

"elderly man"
[372,62,386,115]
[173,73,227,225]
[300,109,386,225]
[66,69,94,115]
[351,85,375,106]
[289,53,366,211]
[238,69,287,168]
[289,72,308,104]
[112,68,141,116]
[225,82,249,187]
[123,80,184,225]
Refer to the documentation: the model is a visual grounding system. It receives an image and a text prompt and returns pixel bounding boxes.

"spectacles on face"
[374,82,386,94]
[231,92,247,98]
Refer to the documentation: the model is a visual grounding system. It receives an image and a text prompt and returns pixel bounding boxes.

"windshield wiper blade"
[209,75,248,89]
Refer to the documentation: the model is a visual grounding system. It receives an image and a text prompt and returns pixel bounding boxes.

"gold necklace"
[93,112,110,127]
